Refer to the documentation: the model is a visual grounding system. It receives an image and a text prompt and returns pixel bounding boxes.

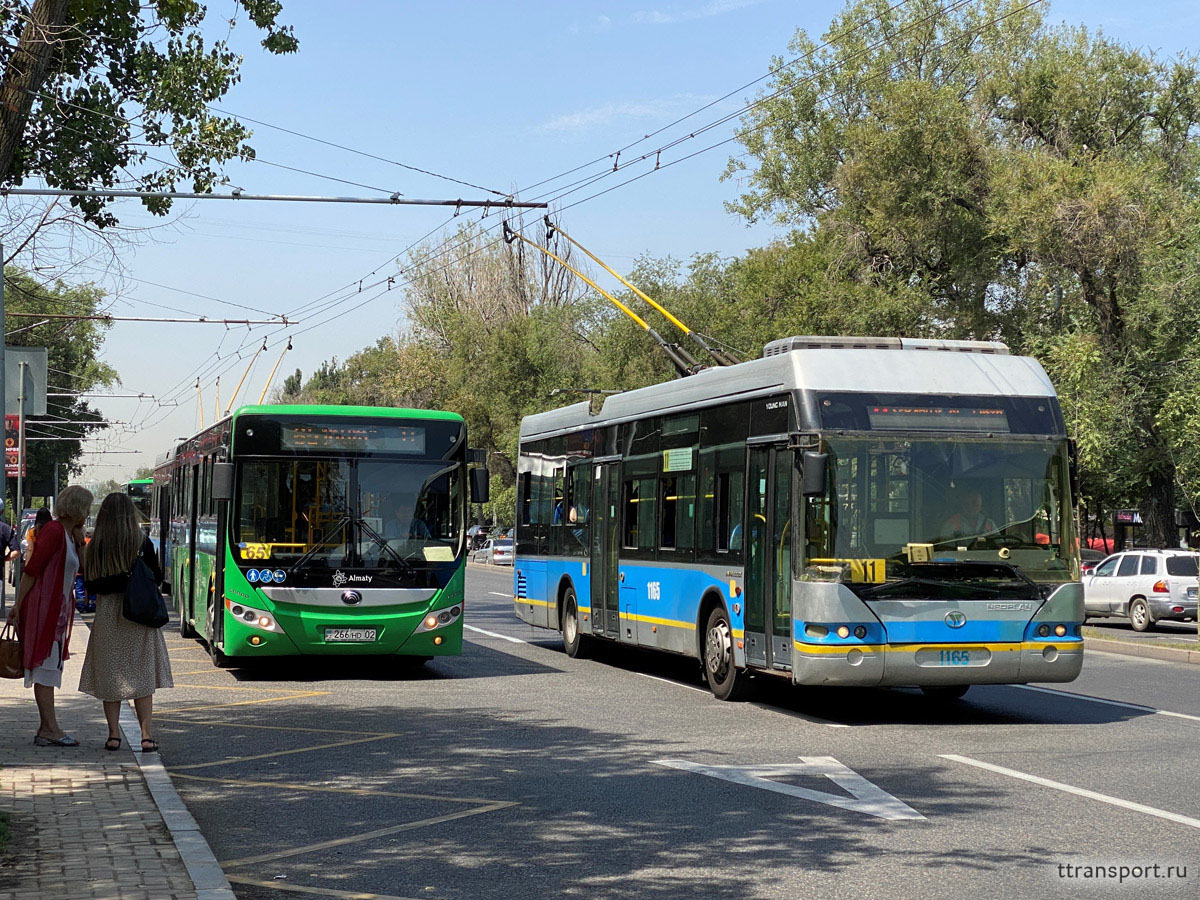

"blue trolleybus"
[513,336,1084,699]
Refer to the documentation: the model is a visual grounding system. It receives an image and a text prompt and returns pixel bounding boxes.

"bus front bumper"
[791,640,1084,687]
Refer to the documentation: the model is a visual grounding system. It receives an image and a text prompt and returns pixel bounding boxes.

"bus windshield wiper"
[355,516,412,571]
[285,515,351,576]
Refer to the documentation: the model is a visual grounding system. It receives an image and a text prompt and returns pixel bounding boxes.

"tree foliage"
[726,0,1200,545]
[4,266,117,505]
[0,0,296,230]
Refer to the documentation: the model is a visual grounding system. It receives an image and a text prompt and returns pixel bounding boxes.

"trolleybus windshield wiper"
[859,577,1000,599]
[285,514,351,576]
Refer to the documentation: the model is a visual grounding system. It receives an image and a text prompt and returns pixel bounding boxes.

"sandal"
[33,733,79,747]
[140,738,159,753]
[104,737,122,751]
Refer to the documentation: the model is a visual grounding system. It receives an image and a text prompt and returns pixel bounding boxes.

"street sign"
[1115,509,1143,525]
[4,347,48,417]
[4,414,22,478]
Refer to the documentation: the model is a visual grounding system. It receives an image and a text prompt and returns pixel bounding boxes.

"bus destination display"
[867,405,1010,433]
[281,423,427,454]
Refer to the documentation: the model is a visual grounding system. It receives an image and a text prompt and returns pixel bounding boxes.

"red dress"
[18,521,76,672]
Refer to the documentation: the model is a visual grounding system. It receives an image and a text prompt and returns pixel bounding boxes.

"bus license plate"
[915,647,990,667]
[324,628,377,643]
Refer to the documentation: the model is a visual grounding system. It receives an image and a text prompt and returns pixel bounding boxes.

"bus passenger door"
[591,461,620,640]
[744,444,793,670]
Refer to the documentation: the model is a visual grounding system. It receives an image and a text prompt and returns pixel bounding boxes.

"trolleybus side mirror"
[801,451,829,497]
[470,467,491,504]
[212,462,234,502]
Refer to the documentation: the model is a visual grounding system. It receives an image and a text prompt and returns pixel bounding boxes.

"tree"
[4,266,117,506]
[0,0,296,272]
[726,0,1200,546]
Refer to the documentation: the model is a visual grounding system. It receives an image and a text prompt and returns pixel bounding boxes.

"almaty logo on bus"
[332,570,373,587]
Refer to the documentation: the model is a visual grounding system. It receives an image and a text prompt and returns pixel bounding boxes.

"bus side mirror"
[801,452,829,497]
[213,462,234,501]
[470,467,490,504]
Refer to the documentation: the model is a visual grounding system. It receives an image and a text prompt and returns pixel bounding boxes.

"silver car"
[1083,549,1199,631]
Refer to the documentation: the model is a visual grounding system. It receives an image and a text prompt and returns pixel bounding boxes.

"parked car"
[1080,548,1106,576]
[471,538,513,566]
[1082,549,1199,631]
[467,525,493,551]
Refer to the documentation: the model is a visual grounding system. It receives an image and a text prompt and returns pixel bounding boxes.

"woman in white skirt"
[79,492,173,752]
[9,485,92,746]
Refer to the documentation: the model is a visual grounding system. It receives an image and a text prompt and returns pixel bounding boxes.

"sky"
[23,0,1198,484]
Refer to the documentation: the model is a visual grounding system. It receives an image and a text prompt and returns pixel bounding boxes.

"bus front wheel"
[206,594,233,668]
[561,588,590,659]
[703,606,749,701]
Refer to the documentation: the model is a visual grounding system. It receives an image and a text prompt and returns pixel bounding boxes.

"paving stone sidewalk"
[0,610,201,900]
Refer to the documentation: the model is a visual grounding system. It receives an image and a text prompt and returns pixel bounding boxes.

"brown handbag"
[0,621,21,679]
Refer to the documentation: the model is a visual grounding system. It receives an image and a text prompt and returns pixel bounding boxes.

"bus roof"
[228,404,463,423]
[521,338,1057,440]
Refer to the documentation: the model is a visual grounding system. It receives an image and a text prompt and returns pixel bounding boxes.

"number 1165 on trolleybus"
[513,336,1084,700]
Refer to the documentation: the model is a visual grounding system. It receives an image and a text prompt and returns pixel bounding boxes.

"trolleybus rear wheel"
[703,605,749,701]
[920,684,970,700]
[561,588,590,658]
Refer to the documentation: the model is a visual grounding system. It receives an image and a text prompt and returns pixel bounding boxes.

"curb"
[119,703,236,900]
[1083,636,1200,666]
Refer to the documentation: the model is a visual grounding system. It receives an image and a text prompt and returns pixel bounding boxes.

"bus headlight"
[416,605,462,634]
[225,598,278,633]
[1054,624,1067,637]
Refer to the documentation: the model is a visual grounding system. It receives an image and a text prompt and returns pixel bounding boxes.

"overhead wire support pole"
[2,188,549,209]
[503,222,696,379]
[544,217,741,367]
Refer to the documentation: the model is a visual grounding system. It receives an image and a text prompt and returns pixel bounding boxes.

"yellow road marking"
[159,691,329,715]
[170,668,223,677]
[170,773,500,805]
[155,717,390,737]
[221,802,517,868]
[171,733,400,771]
[171,683,320,693]
[225,876,430,900]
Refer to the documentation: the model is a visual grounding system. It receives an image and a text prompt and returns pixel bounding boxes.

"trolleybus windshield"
[804,435,1074,594]
[234,457,462,573]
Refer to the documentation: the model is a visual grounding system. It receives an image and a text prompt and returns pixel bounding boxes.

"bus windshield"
[234,458,463,572]
[804,435,1074,593]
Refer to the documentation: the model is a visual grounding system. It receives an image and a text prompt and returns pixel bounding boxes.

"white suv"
[1083,549,1199,631]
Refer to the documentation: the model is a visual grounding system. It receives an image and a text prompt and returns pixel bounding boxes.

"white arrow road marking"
[655,757,925,821]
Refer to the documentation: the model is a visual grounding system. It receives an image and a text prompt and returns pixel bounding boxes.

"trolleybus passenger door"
[744,444,793,670]
[591,461,621,640]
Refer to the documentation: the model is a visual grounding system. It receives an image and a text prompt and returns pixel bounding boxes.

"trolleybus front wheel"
[703,605,749,701]
[206,593,233,668]
[561,588,591,659]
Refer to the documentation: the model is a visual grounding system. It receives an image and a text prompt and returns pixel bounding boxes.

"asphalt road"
[153,564,1200,900]
[1084,615,1199,645]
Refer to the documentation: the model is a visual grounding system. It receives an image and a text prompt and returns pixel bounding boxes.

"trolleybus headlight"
[425,615,438,629]
[451,606,461,616]
[258,616,272,629]
[853,625,867,639]
[232,605,244,616]
[836,626,850,639]
[1037,624,1051,637]
[438,611,451,624]
[1054,624,1067,637]
[243,611,255,622]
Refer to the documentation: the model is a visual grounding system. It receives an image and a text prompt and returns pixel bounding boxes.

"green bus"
[127,477,153,525]
[151,404,489,666]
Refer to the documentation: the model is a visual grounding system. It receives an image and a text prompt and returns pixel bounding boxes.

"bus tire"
[206,594,233,668]
[703,605,749,701]
[179,607,198,640]
[920,684,970,700]
[561,588,590,659]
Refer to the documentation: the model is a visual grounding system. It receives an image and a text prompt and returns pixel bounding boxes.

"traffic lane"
[467,563,1200,720]
[157,628,1200,899]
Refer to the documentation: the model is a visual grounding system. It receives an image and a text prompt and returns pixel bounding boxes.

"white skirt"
[24,639,64,689]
